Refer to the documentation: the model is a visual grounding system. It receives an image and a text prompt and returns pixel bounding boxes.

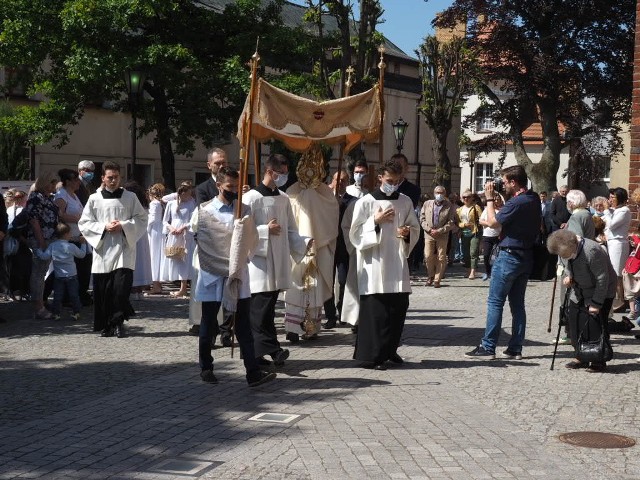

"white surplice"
[242,188,309,293]
[349,191,420,295]
[79,190,147,273]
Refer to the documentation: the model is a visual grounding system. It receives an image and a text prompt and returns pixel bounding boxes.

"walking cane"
[547,274,558,333]
[550,288,570,371]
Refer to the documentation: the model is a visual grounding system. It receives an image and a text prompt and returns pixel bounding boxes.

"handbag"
[574,288,613,363]
[164,231,187,259]
[624,235,640,274]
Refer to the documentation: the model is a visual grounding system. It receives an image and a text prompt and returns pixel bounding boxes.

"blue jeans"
[52,275,82,315]
[481,249,533,353]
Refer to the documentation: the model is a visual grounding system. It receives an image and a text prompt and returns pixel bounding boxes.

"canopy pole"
[237,45,261,218]
[377,44,386,166]
[253,138,261,185]
[335,66,355,199]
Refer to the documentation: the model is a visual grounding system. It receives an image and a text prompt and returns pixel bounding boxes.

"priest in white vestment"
[242,154,312,366]
[79,161,147,337]
[349,159,420,370]
[284,147,338,342]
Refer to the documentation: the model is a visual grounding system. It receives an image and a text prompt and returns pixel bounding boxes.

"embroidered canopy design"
[237,78,382,154]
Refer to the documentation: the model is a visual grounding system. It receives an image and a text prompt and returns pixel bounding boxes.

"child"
[36,223,87,320]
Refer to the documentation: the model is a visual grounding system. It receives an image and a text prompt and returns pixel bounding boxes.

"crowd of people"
[1,148,639,383]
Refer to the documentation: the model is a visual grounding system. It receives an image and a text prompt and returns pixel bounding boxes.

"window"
[475,163,494,193]
[477,116,495,132]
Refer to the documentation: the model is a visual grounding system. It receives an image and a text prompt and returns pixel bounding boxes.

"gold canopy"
[236,78,382,154]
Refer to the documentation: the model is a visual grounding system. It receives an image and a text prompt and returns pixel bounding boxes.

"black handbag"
[574,291,613,363]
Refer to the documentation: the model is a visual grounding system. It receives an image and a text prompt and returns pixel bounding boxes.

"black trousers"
[354,293,409,364]
[75,253,93,301]
[199,298,259,378]
[93,268,134,331]
[481,236,500,276]
[250,290,282,358]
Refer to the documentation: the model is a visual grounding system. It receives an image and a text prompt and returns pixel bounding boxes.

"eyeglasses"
[462,196,470,199]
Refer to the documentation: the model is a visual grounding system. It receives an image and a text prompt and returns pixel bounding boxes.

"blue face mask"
[353,172,365,185]
[381,182,398,196]
[82,172,94,182]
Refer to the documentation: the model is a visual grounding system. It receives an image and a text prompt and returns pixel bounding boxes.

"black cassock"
[353,292,409,364]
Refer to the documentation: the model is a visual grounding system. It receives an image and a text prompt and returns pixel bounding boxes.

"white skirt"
[608,238,629,277]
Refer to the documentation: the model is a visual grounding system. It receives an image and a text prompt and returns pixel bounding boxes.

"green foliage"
[437,0,634,191]
[418,35,477,191]
[0,102,30,179]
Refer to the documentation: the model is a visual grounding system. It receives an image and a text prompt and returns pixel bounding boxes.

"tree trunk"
[151,87,176,192]
[431,130,451,193]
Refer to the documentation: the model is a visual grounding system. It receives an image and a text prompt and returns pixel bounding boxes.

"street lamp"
[392,117,409,154]
[124,69,146,182]
[466,144,477,191]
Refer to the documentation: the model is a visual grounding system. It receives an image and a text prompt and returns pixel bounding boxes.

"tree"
[417,35,476,192]
[0,102,30,180]
[0,0,308,190]
[437,0,634,192]
[302,0,384,98]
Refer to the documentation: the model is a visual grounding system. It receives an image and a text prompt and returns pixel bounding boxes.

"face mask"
[595,211,604,217]
[222,189,238,202]
[435,194,444,202]
[380,182,398,196]
[273,172,288,188]
[353,172,365,185]
[82,172,94,182]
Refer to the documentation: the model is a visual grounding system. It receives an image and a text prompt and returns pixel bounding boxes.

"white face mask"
[353,172,365,185]
[380,182,398,196]
[435,193,444,203]
[273,172,288,188]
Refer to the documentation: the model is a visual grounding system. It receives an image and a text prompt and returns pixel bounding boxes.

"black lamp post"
[124,69,146,182]
[466,144,477,191]
[392,117,409,154]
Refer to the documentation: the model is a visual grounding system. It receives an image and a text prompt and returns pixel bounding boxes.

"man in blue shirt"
[465,165,541,359]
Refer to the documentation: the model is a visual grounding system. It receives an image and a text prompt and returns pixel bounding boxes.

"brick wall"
[630,0,640,229]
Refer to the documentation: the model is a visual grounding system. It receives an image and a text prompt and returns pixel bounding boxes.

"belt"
[498,246,531,255]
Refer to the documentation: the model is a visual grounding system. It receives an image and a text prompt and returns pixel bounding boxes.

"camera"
[493,176,504,194]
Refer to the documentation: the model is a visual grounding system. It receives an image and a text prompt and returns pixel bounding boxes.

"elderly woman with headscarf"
[547,229,615,372]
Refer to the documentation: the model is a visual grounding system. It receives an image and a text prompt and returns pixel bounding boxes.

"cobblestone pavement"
[1,264,640,479]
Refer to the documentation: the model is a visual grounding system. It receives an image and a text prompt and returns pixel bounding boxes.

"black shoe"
[286,332,299,344]
[115,324,126,338]
[221,336,233,348]
[389,353,404,364]
[101,327,114,337]
[373,363,387,371]
[200,369,218,383]
[257,357,272,366]
[188,325,200,336]
[565,360,589,369]
[323,318,337,329]
[247,370,276,387]
[272,348,290,366]
[351,325,358,334]
[360,361,387,370]
[501,349,523,360]
[464,345,495,359]
[587,362,606,372]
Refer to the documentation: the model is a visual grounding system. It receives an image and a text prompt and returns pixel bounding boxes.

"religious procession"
[2,45,638,394]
